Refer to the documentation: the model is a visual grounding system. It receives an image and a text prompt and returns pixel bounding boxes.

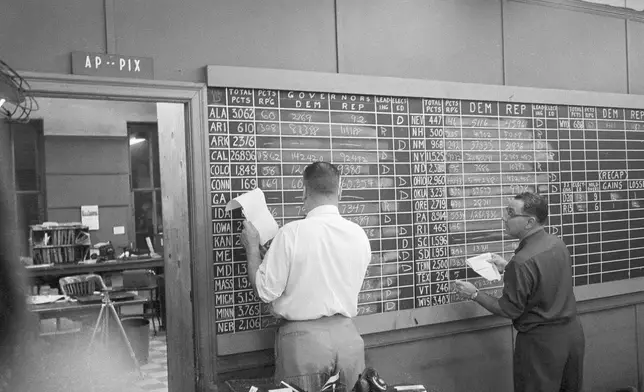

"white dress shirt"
[254,205,371,320]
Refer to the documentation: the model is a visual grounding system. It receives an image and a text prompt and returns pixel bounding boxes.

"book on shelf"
[30,223,91,265]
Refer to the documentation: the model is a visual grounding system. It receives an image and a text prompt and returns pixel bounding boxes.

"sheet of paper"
[27,295,66,305]
[466,252,501,281]
[321,372,340,391]
[225,188,279,245]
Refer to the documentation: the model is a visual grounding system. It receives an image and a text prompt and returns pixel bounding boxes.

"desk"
[26,257,164,279]
[30,297,148,320]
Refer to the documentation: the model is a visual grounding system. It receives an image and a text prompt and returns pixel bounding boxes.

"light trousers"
[274,315,365,390]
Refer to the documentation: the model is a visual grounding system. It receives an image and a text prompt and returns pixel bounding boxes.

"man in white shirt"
[241,161,371,388]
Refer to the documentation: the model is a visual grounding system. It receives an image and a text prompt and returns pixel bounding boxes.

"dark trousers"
[514,317,585,392]
[274,315,365,390]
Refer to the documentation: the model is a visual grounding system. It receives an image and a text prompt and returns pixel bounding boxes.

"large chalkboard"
[206,66,644,355]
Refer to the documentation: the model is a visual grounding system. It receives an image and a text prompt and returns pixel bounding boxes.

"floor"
[131,331,169,392]
[37,318,169,392]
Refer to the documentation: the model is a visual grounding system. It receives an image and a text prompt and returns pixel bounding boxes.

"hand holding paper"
[487,252,509,273]
[226,188,279,245]
[466,252,502,282]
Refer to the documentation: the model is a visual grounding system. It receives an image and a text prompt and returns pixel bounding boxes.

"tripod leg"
[107,303,143,377]
[88,304,107,349]
[103,304,110,345]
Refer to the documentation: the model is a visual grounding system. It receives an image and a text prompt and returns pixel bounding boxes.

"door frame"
[21,71,215,392]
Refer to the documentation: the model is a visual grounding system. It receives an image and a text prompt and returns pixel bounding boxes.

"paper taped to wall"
[466,252,501,281]
[225,188,279,245]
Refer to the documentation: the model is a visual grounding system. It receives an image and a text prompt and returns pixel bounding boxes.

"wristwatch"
[470,289,479,301]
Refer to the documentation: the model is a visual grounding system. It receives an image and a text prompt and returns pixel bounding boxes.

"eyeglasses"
[504,208,535,220]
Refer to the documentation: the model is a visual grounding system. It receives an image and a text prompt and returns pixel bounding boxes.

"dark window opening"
[128,122,163,253]
[11,120,46,256]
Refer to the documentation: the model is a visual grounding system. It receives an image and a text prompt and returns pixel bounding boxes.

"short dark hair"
[303,161,340,196]
[514,192,548,224]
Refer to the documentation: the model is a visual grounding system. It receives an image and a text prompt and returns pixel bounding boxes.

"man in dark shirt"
[455,192,585,392]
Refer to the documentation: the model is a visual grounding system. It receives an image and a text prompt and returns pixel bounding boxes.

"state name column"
[410,98,431,309]
[208,87,235,335]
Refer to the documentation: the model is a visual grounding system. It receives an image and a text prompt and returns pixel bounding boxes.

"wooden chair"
[58,274,106,297]
[54,274,108,347]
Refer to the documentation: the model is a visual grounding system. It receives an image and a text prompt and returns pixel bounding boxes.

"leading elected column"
[391,97,414,311]
[533,104,561,238]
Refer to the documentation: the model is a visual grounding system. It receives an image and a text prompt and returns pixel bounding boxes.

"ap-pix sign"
[71,51,154,79]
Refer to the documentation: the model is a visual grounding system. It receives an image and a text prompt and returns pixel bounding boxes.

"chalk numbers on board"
[209,87,644,334]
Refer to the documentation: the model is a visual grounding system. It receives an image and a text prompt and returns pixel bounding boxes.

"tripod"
[87,288,143,377]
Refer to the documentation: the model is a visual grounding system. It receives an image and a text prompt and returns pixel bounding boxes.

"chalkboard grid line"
[207,88,644,335]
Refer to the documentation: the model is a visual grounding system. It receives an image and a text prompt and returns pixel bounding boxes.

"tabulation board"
[205,69,644,351]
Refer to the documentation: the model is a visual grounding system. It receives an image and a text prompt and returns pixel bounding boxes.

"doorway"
[16,72,207,392]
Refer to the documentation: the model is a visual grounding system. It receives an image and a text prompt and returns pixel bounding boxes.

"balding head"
[302,161,341,212]
[303,161,340,196]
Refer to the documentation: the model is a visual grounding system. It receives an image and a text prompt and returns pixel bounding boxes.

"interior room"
[2,97,169,391]
[3,1,644,392]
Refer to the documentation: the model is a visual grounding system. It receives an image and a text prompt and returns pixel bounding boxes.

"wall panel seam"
[104,0,116,54]
[626,19,631,94]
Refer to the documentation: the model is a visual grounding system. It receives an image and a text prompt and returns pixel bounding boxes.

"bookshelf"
[30,223,91,265]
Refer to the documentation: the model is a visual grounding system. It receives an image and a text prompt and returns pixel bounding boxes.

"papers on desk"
[27,295,66,305]
[466,253,501,282]
[226,188,279,245]
[394,386,427,392]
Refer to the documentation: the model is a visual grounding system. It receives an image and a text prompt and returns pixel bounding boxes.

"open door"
[0,119,17,238]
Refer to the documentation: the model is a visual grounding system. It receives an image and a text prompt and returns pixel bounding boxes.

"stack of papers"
[394,386,427,392]
[466,253,501,281]
[27,295,66,305]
